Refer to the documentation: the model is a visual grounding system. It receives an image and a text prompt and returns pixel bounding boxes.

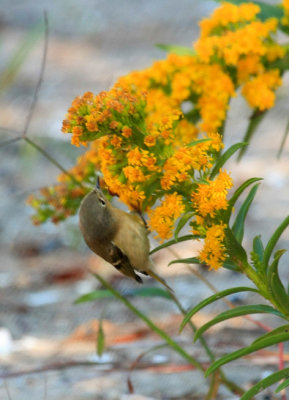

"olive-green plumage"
[79,188,172,291]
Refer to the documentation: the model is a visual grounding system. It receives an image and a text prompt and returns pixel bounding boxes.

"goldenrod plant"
[26,2,289,398]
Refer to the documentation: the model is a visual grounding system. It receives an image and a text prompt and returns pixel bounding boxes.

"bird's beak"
[95,176,100,189]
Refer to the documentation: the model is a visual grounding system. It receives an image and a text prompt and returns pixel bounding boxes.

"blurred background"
[0,1,289,399]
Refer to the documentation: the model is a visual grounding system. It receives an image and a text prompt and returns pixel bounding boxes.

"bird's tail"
[146,268,173,293]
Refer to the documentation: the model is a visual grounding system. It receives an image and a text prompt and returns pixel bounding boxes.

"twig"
[3,381,12,400]
[0,360,108,379]
[23,136,83,186]
[0,14,84,188]
[22,11,48,139]
[0,136,22,147]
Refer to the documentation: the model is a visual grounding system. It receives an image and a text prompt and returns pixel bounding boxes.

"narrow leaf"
[180,287,258,332]
[93,273,203,370]
[252,235,264,262]
[252,324,289,345]
[169,257,200,266]
[149,234,199,255]
[232,183,260,243]
[240,368,289,399]
[263,215,289,268]
[97,319,105,356]
[276,377,289,393]
[237,111,266,160]
[75,287,173,304]
[75,290,113,303]
[210,143,247,179]
[186,138,211,147]
[224,227,248,265]
[207,333,289,377]
[268,249,289,311]
[0,22,43,93]
[278,117,289,158]
[195,304,283,342]
[174,212,195,240]
[155,43,195,56]
[222,260,241,271]
[125,287,172,300]
[228,178,263,211]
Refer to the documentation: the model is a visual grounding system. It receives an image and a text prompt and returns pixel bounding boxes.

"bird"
[79,180,172,291]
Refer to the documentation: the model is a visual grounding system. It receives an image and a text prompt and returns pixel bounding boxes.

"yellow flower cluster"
[195,2,283,111]
[62,88,147,147]
[148,193,185,241]
[118,53,235,135]
[242,70,282,111]
[199,223,227,270]
[192,170,233,218]
[161,135,223,191]
[30,1,287,271]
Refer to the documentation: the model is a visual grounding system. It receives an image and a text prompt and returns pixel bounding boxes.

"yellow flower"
[192,170,233,217]
[122,126,132,138]
[242,70,282,111]
[237,55,263,84]
[144,135,157,147]
[199,223,227,270]
[148,193,185,241]
[123,166,146,183]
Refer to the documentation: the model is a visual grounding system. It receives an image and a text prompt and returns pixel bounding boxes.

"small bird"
[79,180,172,291]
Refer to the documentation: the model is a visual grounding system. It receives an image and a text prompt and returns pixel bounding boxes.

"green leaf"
[240,368,289,399]
[149,234,199,255]
[228,178,263,211]
[169,257,200,266]
[97,318,105,357]
[277,117,289,158]
[75,290,114,303]
[155,43,196,56]
[206,332,289,378]
[180,287,258,332]
[214,0,283,22]
[0,21,44,93]
[75,287,173,304]
[276,377,289,393]
[252,324,289,345]
[252,235,264,262]
[237,111,266,160]
[232,183,260,243]
[124,287,172,300]
[263,215,289,268]
[93,273,203,370]
[268,249,289,312]
[224,227,248,265]
[195,304,283,342]
[186,138,211,147]
[210,143,247,179]
[222,260,240,271]
[174,212,195,240]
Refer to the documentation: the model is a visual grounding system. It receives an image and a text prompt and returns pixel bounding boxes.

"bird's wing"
[107,241,143,283]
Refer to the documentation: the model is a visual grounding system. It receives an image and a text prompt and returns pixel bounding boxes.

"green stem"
[94,273,205,372]
[172,294,245,397]
[169,291,215,361]
[240,261,289,319]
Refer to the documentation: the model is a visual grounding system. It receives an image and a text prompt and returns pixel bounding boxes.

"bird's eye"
[99,197,106,207]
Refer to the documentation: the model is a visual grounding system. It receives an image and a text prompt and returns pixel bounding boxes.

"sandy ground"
[0,1,289,399]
